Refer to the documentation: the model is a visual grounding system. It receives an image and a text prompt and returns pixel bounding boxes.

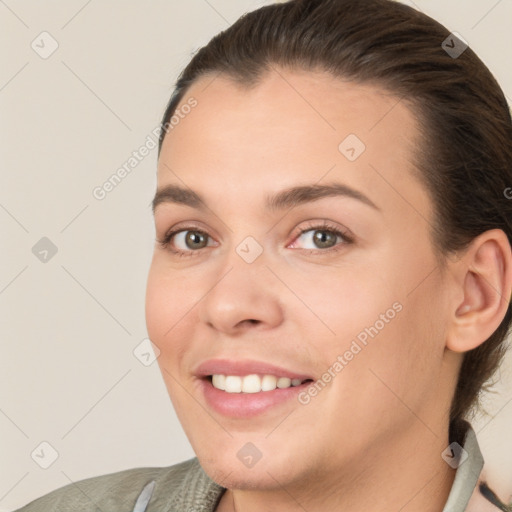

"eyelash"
[157,221,354,258]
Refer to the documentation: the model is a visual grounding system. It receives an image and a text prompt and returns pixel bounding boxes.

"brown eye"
[312,230,338,249]
[180,230,209,250]
[294,228,344,250]
[158,226,218,257]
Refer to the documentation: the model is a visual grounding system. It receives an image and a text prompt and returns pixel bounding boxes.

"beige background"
[1,0,511,510]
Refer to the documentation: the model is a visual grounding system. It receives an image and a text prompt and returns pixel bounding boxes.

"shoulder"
[15,458,225,512]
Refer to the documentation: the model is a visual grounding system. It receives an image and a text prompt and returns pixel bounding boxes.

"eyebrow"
[151,182,380,214]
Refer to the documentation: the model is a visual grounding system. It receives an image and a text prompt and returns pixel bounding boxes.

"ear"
[446,229,512,353]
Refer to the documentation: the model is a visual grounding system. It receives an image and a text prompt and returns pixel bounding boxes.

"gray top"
[442,426,484,512]
[15,424,501,512]
[15,458,223,512]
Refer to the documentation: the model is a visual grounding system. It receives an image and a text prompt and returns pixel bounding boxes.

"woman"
[16,0,512,510]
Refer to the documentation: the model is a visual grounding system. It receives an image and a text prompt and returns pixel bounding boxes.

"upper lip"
[195,359,313,381]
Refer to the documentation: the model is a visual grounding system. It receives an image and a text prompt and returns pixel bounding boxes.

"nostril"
[231,319,262,330]
[238,319,259,326]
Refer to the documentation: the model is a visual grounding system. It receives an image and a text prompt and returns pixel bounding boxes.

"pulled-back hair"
[158,0,512,428]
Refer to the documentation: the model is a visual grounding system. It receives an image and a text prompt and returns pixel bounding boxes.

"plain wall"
[1,0,511,510]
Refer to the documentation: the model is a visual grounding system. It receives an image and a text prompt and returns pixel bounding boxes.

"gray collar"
[442,425,484,512]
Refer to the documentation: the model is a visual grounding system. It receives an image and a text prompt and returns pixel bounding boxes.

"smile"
[195,359,315,417]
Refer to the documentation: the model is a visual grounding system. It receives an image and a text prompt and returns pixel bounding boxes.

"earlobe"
[446,229,512,353]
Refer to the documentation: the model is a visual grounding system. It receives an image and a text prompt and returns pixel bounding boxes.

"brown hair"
[158,0,512,427]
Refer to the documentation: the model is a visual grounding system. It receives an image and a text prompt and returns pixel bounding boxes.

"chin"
[197,450,299,491]
[203,461,294,491]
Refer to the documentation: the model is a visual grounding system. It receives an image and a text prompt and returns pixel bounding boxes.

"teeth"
[242,374,261,394]
[212,374,305,393]
[211,374,226,391]
[224,376,242,393]
[277,377,291,388]
[261,375,277,391]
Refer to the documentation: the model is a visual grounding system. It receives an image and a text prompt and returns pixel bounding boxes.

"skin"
[145,69,512,512]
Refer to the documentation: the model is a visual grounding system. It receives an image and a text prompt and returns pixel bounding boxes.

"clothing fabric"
[15,424,505,512]
[15,458,223,512]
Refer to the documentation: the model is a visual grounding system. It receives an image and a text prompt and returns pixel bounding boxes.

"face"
[146,69,456,492]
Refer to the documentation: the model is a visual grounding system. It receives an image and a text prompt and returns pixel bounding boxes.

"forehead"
[157,69,431,223]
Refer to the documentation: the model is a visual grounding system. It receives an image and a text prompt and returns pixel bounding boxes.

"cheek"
[343,277,446,418]
[146,269,191,412]
[145,267,170,343]
[146,258,196,334]
[314,244,445,407]
[288,263,401,354]
[315,302,440,448]
[145,260,195,366]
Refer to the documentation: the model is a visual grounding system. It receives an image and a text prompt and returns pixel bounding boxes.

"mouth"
[194,360,315,418]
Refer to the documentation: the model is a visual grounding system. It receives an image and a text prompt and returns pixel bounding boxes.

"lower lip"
[200,378,311,418]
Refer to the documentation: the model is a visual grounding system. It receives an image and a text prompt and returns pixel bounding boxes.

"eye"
[289,222,353,252]
[174,230,210,250]
[158,227,216,256]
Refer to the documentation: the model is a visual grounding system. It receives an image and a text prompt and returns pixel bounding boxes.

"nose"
[198,253,285,335]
